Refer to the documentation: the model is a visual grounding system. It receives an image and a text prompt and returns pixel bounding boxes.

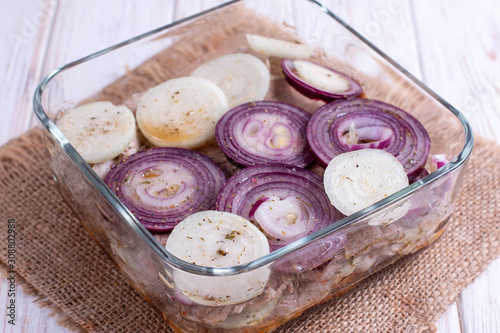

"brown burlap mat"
[0,128,499,333]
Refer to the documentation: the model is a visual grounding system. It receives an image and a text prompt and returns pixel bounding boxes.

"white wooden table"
[1,1,499,332]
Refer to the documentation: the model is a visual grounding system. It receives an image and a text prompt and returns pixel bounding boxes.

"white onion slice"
[136,77,229,149]
[324,149,409,216]
[245,34,313,59]
[56,101,136,164]
[191,53,270,108]
[166,211,270,305]
[294,60,350,93]
[91,131,141,180]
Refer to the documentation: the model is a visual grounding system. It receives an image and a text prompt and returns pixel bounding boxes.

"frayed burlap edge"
[0,265,84,333]
[0,129,83,332]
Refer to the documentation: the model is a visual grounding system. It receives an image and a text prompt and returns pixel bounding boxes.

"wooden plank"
[39,0,176,71]
[435,302,463,333]
[173,0,297,30]
[174,0,227,19]
[458,257,500,332]
[0,0,57,146]
[323,0,422,78]
[411,0,500,142]
[0,268,72,332]
[412,0,500,332]
[0,1,68,329]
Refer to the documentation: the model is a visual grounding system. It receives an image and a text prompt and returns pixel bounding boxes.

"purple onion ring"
[281,58,363,102]
[215,101,314,168]
[307,98,431,179]
[105,147,226,232]
[215,164,342,250]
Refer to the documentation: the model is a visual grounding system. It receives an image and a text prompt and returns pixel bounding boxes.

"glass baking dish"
[33,0,473,331]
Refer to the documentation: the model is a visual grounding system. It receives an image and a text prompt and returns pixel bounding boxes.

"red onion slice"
[307,98,431,179]
[431,154,448,172]
[104,147,226,232]
[281,59,363,102]
[215,164,342,250]
[216,101,314,167]
[409,168,429,183]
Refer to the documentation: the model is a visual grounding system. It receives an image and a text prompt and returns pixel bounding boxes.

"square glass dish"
[33,0,473,332]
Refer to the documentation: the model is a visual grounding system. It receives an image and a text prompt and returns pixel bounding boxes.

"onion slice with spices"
[166,211,269,267]
[216,101,314,167]
[166,211,270,305]
[324,149,409,216]
[136,76,228,149]
[56,101,136,164]
[104,147,226,232]
[307,98,431,180]
[215,164,342,250]
[281,59,363,102]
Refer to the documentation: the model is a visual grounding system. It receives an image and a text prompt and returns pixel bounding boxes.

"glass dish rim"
[32,0,474,276]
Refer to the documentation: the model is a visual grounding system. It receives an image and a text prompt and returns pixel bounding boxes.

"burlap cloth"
[1,5,500,332]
